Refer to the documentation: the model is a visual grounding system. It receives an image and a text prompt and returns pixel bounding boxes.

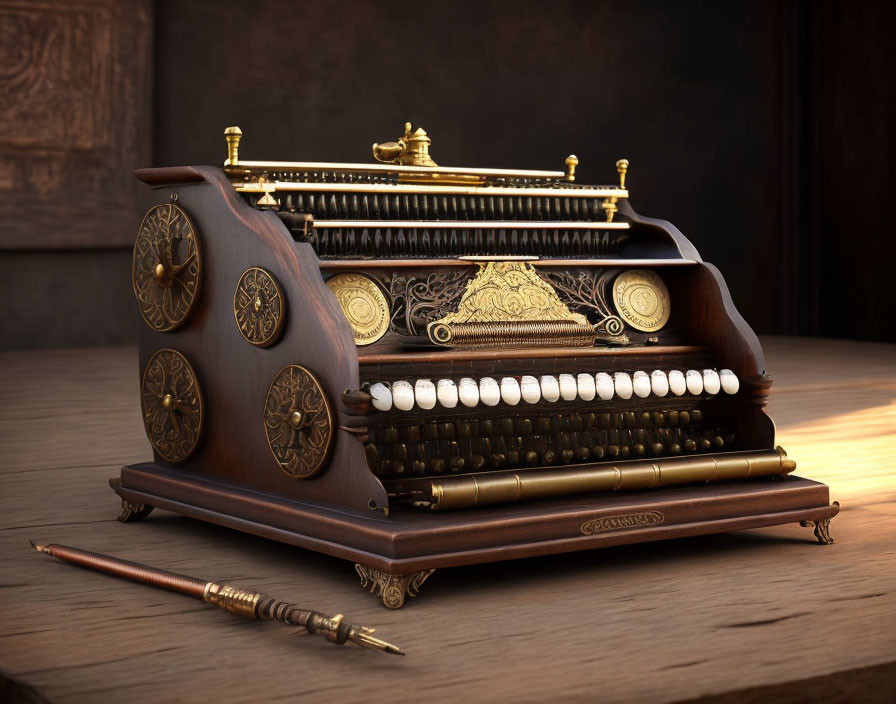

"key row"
[369,426,736,477]
[366,369,739,412]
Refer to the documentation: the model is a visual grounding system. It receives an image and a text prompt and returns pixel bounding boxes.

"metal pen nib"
[31,541,404,656]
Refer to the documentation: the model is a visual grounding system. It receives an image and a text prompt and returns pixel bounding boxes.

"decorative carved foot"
[355,564,435,609]
[800,515,835,544]
[117,499,154,523]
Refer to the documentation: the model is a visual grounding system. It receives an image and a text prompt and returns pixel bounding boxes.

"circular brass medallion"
[612,269,671,332]
[233,267,287,347]
[140,348,204,464]
[132,203,202,332]
[325,273,389,346]
[263,365,334,478]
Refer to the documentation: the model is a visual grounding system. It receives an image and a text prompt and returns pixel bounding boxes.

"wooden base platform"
[113,463,839,607]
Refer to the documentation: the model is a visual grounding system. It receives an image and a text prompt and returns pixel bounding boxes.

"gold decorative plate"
[263,365,334,478]
[233,267,287,347]
[132,203,202,332]
[612,269,671,332]
[140,348,203,464]
[325,273,390,346]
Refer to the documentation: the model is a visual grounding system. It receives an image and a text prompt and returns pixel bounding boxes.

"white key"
[520,375,541,404]
[436,379,458,408]
[668,370,686,396]
[685,370,703,395]
[577,373,596,401]
[479,377,500,406]
[651,370,669,397]
[703,369,721,395]
[392,380,415,411]
[540,375,560,402]
[559,374,577,401]
[458,377,479,407]
[368,382,392,412]
[614,372,633,400]
[500,377,521,405]
[632,371,651,398]
[720,369,740,395]
[596,372,615,400]
[414,379,437,410]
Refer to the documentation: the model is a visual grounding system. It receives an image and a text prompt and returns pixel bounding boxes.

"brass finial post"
[616,158,629,190]
[224,126,243,166]
[565,155,579,182]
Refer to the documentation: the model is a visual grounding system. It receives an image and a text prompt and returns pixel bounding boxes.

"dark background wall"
[1,0,894,349]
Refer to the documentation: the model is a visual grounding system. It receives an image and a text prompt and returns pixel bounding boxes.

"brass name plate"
[580,511,665,535]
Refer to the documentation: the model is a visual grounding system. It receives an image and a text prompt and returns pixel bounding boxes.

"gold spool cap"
[326,273,390,346]
[612,269,671,332]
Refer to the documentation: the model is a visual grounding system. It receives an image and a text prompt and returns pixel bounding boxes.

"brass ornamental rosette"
[132,203,202,332]
[325,273,390,346]
[263,365,334,478]
[233,267,287,347]
[612,269,671,332]
[140,348,204,463]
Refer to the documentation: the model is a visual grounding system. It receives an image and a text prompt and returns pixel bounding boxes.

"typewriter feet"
[117,499,154,523]
[355,564,435,609]
[800,502,839,544]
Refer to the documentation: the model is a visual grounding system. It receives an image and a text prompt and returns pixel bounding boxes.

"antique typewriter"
[113,123,839,608]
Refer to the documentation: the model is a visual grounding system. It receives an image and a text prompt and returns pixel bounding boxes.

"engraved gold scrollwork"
[355,564,435,609]
[140,348,204,464]
[425,261,625,347]
[326,273,390,346]
[132,203,202,331]
[263,365,334,478]
[612,269,671,332]
[434,261,589,328]
[233,267,287,347]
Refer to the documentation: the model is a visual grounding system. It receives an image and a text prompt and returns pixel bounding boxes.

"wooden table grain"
[1,337,894,703]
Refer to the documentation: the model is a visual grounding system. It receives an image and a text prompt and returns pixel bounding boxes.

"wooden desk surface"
[1,337,894,703]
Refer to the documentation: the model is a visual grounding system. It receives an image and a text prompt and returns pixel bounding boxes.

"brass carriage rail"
[227,160,570,180]
[305,220,630,230]
[233,180,629,198]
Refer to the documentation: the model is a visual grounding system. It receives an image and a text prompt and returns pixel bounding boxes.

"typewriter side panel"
[663,262,776,449]
[127,166,389,514]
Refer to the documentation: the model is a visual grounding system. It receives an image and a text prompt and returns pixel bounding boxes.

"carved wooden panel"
[0,0,151,249]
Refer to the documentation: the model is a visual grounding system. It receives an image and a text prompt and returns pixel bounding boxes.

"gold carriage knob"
[224,126,242,166]
[565,155,579,182]
[616,158,629,190]
[289,410,304,428]
[372,122,437,167]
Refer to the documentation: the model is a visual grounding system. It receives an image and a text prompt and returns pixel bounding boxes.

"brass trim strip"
[235,181,628,198]
[357,344,707,365]
[317,258,699,269]
[307,220,630,230]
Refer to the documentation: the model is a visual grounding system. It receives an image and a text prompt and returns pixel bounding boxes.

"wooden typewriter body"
[113,125,839,608]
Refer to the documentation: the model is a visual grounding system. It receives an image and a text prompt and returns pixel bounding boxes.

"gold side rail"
[234,181,629,198]
[227,160,568,180]
[306,220,631,230]
[423,448,796,510]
